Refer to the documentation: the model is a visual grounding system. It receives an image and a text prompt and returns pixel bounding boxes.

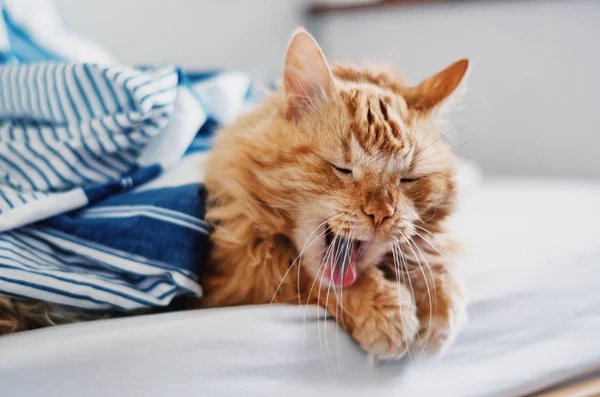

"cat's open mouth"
[323,225,365,288]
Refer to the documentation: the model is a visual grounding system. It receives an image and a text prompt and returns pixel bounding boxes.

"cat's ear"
[405,59,469,113]
[283,28,335,120]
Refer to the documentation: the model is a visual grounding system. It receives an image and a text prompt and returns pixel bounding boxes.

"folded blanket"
[0,0,253,309]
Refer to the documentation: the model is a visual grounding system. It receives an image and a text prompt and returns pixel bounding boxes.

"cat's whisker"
[317,234,340,371]
[395,236,427,356]
[402,234,435,359]
[304,259,325,326]
[324,234,346,372]
[384,242,412,364]
[415,124,463,157]
[416,138,477,163]
[421,202,441,223]
[339,228,353,326]
[394,243,416,363]
[412,224,436,239]
[295,219,333,304]
[311,262,329,370]
[332,225,348,367]
[413,227,451,260]
[270,219,331,306]
[305,240,336,311]
[383,243,406,360]
[338,227,356,361]
[304,236,336,330]
[406,234,439,305]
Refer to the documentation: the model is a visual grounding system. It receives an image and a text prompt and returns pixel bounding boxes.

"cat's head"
[210,28,469,289]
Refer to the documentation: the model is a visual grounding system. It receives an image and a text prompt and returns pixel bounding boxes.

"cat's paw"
[412,296,467,356]
[348,284,419,360]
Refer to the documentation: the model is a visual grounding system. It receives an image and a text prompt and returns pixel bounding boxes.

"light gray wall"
[54,0,600,177]
[314,0,600,178]
[55,0,307,75]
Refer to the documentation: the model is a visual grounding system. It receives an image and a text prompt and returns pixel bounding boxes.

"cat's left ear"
[283,28,335,121]
[405,59,470,113]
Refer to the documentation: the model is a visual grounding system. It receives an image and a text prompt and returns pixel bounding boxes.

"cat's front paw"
[347,282,419,360]
[412,294,467,356]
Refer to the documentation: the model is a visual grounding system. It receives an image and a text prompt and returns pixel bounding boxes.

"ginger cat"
[202,28,468,359]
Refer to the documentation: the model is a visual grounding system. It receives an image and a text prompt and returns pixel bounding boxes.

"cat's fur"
[0,29,467,359]
[201,29,468,358]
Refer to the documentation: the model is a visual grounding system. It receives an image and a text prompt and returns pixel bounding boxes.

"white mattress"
[2,177,599,397]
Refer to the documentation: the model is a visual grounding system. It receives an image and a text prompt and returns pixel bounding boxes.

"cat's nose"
[363,203,395,228]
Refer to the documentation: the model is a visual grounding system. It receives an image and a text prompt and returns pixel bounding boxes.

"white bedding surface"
[2,178,599,397]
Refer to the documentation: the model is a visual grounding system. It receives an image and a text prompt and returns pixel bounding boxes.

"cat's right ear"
[283,28,335,121]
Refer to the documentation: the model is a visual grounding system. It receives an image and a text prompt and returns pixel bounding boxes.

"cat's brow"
[342,89,412,158]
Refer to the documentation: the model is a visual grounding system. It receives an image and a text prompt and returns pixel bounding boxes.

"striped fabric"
[0,63,177,212]
[0,0,254,310]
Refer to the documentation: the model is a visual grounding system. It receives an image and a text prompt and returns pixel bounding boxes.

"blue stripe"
[120,74,139,110]
[157,287,178,300]
[4,235,82,270]
[0,274,128,310]
[32,64,47,121]
[12,230,193,295]
[86,205,208,228]
[80,140,124,176]
[0,151,37,190]
[92,120,122,154]
[82,64,119,154]
[71,64,95,120]
[7,122,15,140]
[62,64,82,120]
[1,67,12,114]
[6,142,52,189]
[35,227,197,279]
[0,253,163,307]
[20,66,32,120]
[0,253,167,299]
[45,64,63,124]
[9,65,22,115]
[101,117,139,147]
[43,141,92,185]
[26,131,78,186]
[132,70,175,93]
[101,68,124,112]
[64,142,112,181]
[138,84,177,105]
[83,65,110,115]
[112,113,150,140]
[0,290,102,311]
[7,234,137,284]
[148,102,174,111]
[0,189,14,209]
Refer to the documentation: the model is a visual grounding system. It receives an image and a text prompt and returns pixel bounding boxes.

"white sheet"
[2,178,599,397]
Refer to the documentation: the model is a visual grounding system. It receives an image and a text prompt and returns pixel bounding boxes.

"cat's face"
[288,88,459,288]
[207,30,468,291]
[274,30,468,288]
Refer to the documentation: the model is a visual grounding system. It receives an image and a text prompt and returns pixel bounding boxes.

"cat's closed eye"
[330,163,352,175]
[399,177,420,184]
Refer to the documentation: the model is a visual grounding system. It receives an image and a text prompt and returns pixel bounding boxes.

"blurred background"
[55,0,600,178]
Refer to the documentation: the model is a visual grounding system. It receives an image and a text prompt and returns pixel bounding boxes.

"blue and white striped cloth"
[0,0,254,310]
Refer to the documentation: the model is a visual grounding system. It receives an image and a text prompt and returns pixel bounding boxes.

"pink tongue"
[326,241,359,288]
